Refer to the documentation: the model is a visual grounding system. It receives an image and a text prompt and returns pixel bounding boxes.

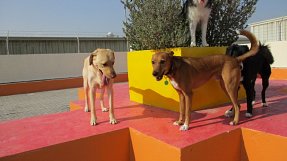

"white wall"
[239,41,287,68]
[0,52,127,84]
[1,42,285,84]
[266,41,287,68]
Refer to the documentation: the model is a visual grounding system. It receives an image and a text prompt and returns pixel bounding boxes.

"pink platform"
[1,80,287,157]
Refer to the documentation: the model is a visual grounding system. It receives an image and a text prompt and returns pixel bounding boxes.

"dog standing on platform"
[182,0,212,47]
[225,43,274,118]
[82,48,117,126]
[151,30,258,131]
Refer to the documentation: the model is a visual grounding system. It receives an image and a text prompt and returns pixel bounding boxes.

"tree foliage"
[122,0,258,50]
[207,0,258,46]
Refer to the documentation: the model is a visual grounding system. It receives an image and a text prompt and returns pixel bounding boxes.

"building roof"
[249,16,287,26]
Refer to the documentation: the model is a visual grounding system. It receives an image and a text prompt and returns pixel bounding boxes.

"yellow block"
[127,47,245,112]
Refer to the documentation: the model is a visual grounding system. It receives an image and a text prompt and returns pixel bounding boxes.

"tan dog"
[82,48,117,126]
[151,30,258,131]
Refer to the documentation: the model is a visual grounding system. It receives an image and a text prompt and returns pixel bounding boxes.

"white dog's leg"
[89,86,97,126]
[83,77,90,112]
[189,21,197,47]
[108,83,117,124]
[99,88,108,112]
[201,16,209,47]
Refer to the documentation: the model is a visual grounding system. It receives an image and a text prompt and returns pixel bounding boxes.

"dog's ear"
[168,51,174,57]
[259,41,262,47]
[89,50,98,65]
[108,49,115,58]
[89,54,94,65]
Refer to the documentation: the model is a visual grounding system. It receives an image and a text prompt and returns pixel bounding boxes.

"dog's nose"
[111,72,117,78]
[152,71,158,76]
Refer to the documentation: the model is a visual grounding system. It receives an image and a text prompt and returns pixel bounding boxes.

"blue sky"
[0,0,286,36]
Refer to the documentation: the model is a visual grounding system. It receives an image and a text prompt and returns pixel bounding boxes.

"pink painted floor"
[1,80,287,157]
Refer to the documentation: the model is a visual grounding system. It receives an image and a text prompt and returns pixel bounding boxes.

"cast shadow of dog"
[189,81,287,129]
[123,87,207,123]
[239,81,287,124]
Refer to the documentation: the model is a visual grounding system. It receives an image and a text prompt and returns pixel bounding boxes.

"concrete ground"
[0,88,78,122]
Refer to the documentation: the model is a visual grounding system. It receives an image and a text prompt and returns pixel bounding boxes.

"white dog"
[82,49,117,126]
[182,0,212,47]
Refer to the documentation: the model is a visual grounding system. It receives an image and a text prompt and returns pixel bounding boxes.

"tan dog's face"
[89,49,117,79]
[151,51,174,81]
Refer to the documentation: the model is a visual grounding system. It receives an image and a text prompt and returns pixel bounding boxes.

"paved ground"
[0,88,78,122]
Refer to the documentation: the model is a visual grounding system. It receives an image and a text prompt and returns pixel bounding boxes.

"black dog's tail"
[236,29,259,62]
[259,42,274,64]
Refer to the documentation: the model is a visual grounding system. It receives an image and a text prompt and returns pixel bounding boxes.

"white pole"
[6,31,9,55]
[77,33,80,53]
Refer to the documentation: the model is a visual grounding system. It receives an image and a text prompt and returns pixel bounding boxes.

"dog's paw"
[245,113,253,118]
[84,106,90,112]
[262,102,268,107]
[173,120,184,126]
[229,120,238,126]
[109,118,117,124]
[90,117,97,126]
[190,42,196,47]
[101,107,109,112]
[179,124,189,131]
[224,109,234,118]
[202,43,209,47]
[235,29,240,34]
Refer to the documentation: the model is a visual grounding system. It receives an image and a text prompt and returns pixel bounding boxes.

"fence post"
[6,31,9,55]
[76,34,80,53]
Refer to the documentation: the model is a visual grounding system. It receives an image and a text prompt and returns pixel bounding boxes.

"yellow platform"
[127,47,246,112]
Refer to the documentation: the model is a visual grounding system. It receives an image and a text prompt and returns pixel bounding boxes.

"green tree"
[207,0,258,46]
[122,0,188,50]
[122,0,258,50]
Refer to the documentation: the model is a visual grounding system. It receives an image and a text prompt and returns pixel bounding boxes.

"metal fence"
[0,34,128,55]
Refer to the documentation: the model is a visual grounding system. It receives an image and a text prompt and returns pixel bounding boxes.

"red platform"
[1,80,287,161]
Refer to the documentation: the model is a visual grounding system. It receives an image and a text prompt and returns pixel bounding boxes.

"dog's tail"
[236,29,259,62]
[259,42,274,64]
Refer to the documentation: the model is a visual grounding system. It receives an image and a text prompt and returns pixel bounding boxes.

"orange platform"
[270,68,287,80]
[0,73,128,96]
[1,80,287,161]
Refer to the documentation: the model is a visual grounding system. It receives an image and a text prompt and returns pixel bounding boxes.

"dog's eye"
[102,63,107,67]
[160,60,165,64]
[151,61,155,64]
[112,62,115,65]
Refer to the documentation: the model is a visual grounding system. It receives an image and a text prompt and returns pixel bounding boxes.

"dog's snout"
[152,71,158,76]
[111,72,117,78]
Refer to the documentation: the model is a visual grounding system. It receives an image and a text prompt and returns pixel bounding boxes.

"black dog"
[225,43,274,118]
